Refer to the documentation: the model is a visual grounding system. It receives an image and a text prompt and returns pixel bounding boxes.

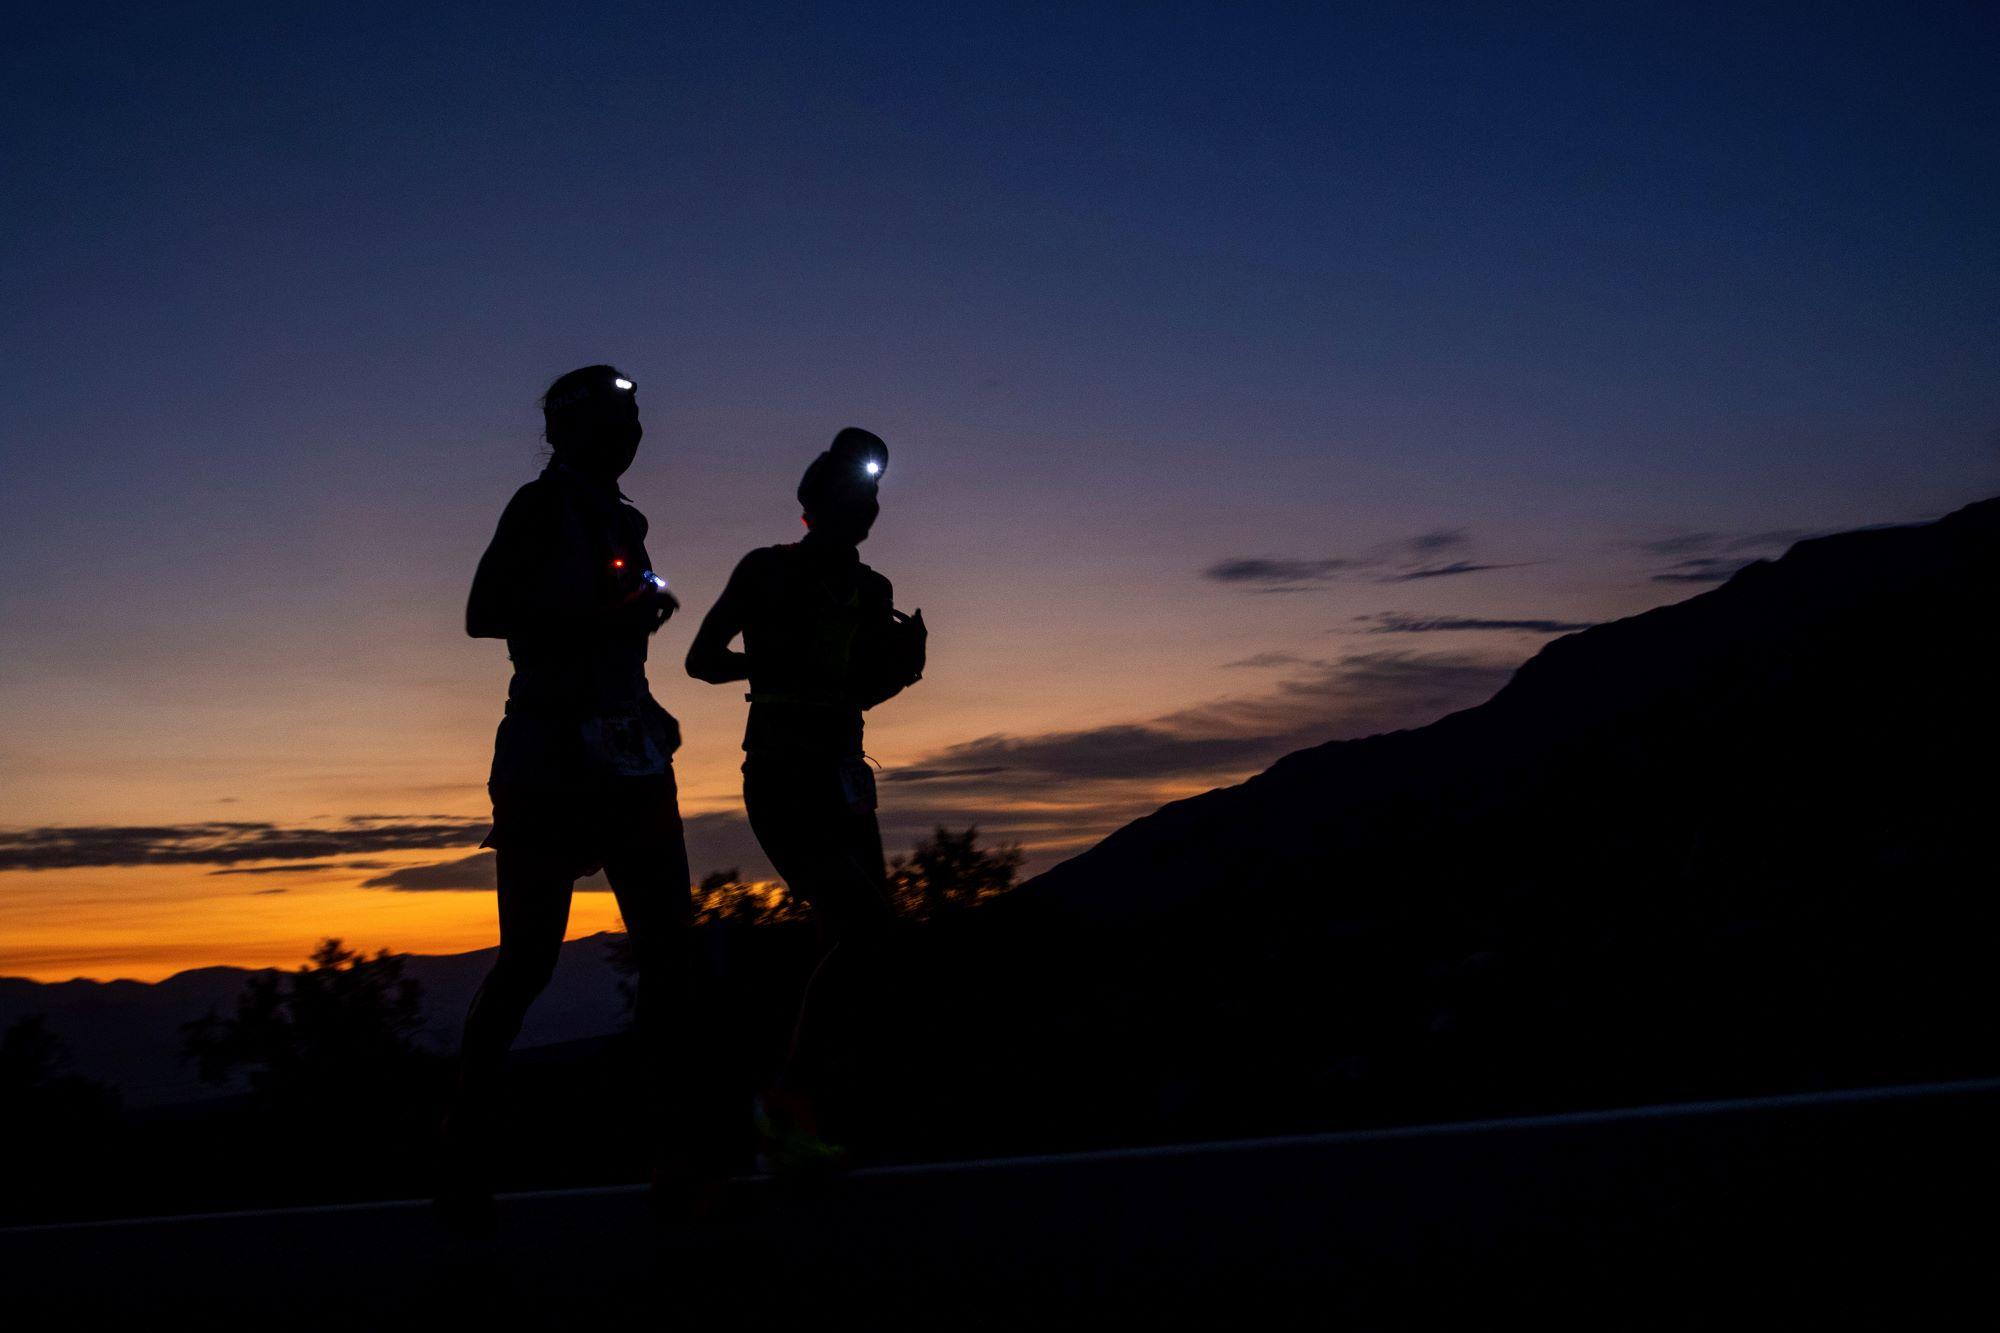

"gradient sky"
[3,1,1996,980]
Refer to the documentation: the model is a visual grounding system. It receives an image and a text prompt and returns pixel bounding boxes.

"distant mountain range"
[0,934,630,1106]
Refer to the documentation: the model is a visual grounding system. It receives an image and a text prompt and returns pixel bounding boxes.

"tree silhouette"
[180,938,429,1110]
[890,826,1025,921]
[0,1013,120,1129]
[0,1015,123,1224]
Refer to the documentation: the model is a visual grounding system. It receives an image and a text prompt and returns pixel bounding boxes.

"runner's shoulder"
[492,477,560,537]
[855,561,893,601]
[728,544,793,590]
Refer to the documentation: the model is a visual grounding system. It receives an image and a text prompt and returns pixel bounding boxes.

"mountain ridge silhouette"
[1020,496,1998,926]
[0,935,632,1105]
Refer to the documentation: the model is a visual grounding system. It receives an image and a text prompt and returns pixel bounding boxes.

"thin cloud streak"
[1629,526,1836,583]
[1632,529,1812,558]
[1201,557,1367,586]
[1651,557,1754,584]
[1204,529,1526,591]
[882,765,1008,784]
[363,853,500,892]
[1221,652,1322,669]
[1406,528,1469,553]
[1382,561,1529,582]
[209,863,345,876]
[208,859,395,876]
[0,818,491,871]
[1362,613,1598,634]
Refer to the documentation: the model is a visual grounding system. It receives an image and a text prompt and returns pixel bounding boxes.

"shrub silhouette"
[890,825,1025,921]
[0,1015,125,1223]
[181,938,431,1112]
[693,867,809,928]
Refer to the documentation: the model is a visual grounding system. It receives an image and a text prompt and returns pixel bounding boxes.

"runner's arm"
[685,553,757,683]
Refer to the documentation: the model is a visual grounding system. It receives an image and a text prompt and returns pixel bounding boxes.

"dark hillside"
[1028,497,1997,926]
[936,497,2000,1145]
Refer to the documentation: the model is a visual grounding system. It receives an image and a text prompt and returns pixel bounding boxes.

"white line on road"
[8,1074,1998,1236]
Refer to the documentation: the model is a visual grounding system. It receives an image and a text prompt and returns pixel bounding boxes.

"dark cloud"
[0,816,491,871]
[922,726,1279,782]
[1722,531,1810,552]
[359,853,616,894]
[1383,561,1527,582]
[1633,529,1811,558]
[1362,613,1598,635]
[363,853,499,892]
[251,888,289,895]
[1205,529,1520,591]
[1631,527,1818,583]
[1634,532,1720,557]
[882,765,1007,783]
[1405,528,1468,553]
[1650,556,1754,584]
[1201,557,1366,586]
[1222,651,1517,739]
[209,863,345,876]
[1222,651,1324,669]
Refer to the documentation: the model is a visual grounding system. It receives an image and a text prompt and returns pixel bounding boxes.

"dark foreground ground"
[6,1077,1996,1329]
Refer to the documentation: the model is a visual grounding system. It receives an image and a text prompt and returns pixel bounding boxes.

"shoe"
[751,1088,849,1178]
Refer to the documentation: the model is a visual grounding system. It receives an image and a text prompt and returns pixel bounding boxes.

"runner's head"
[541,365,642,478]
[798,427,886,544]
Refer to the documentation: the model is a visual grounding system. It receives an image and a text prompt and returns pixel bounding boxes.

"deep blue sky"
[2,2,1996,975]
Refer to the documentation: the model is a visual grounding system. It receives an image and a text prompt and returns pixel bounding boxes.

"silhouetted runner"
[686,427,926,1171]
[439,365,710,1232]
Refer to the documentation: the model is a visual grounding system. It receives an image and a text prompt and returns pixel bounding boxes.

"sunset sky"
[3,2,1996,980]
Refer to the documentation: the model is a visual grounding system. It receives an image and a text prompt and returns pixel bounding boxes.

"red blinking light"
[612,558,625,569]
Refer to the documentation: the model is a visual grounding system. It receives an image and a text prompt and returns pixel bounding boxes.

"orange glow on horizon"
[0,858,629,984]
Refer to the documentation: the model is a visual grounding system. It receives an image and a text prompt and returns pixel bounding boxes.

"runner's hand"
[613,582,678,634]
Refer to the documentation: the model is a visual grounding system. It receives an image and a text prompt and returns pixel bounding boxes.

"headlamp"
[613,377,634,391]
[863,460,881,476]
